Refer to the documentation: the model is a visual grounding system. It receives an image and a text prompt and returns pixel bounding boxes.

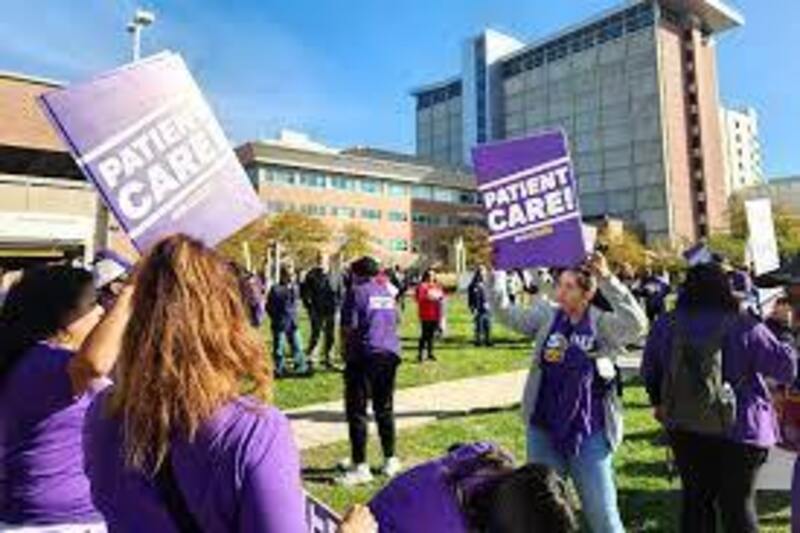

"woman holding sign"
[76,235,309,533]
[490,252,648,533]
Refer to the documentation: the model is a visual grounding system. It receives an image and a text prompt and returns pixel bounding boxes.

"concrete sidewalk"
[287,370,527,450]
[288,351,643,450]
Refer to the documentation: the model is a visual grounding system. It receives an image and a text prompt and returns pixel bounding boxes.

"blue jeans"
[527,425,624,533]
[473,311,492,345]
[272,326,307,373]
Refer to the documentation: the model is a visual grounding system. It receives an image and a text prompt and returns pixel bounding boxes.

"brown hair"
[108,234,272,473]
[560,267,597,294]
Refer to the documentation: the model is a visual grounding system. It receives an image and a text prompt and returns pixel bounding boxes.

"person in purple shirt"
[641,261,797,533]
[489,252,648,533]
[338,256,402,486]
[0,265,105,531]
[75,235,310,533]
[368,441,577,533]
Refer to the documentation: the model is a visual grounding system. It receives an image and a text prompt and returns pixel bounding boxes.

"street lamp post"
[126,8,156,62]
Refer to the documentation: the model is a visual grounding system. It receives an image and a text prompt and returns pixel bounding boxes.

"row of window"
[501,2,655,79]
[265,201,481,228]
[258,165,479,205]
[416,81,463,110]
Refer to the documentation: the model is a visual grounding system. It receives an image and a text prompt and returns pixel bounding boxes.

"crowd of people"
[1,232,799,533]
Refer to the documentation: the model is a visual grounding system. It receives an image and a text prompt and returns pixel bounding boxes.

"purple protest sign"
[305,492,341,533]
[39,52,264,252]
[472,130,586,270]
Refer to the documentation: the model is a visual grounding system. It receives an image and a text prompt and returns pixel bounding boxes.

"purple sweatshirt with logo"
[83,392,307,533]
[0,343,103,525]
[641,310,797,448]
[340,277,400,360]
[533,311,607,457]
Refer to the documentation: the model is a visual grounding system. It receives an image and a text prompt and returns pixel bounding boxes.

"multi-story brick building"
[236,131,483,267]
[412,0,744,245]
[0,71,135,267]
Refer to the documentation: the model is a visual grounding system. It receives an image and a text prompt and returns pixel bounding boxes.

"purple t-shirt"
[0,343,102,525]
[340,277,400,360]
[369,442,510,533]
[532,311,607,457]
[83,393,306,533]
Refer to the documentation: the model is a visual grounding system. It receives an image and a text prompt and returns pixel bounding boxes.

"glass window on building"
[360,208,382,220]
[433,187,459,203]
[331,206,356,219]
[266,200,293,213]
[266,166,296,186]
[360,178,384,195]
[330,175,357,191]
[412,184,433,201]
[300,204,326,217]
[298,171,327,188]
[388,210,409,222]
[412,212,429,225]
[388,183,410,197]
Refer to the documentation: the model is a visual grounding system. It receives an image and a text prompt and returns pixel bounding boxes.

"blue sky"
[1,1,797,177]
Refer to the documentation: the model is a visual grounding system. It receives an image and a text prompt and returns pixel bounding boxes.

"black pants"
[344,356,399,464]
[418,320,438,361]
[307,310,336,365]
[669,430,768,533]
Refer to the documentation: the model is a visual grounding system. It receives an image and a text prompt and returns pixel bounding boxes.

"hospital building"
[412,0,745,244]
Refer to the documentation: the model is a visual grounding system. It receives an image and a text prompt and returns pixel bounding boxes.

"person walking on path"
[642,261,797,533]
[468,265,492,347]
[266,265,309,378]
[338,256,403,486]
[301,262,342,370]
[415,269,445,363]
[490,252,648,533]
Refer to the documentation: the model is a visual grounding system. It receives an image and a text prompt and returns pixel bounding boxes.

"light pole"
[126,8,156,62]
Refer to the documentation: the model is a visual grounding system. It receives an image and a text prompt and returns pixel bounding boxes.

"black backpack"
[661,312,739,435]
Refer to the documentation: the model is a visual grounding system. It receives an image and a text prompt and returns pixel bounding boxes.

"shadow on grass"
[288,403,520,423]
[624,428,667,446]
[618,488,680,532]
[620,459,672,479]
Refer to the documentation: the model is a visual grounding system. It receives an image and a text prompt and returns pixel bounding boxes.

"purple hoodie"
[83,392,307,533]
[641,310,797,447]
[340,277,400,360]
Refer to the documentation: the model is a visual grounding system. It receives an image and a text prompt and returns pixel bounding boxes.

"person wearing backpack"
[489,252,648,533]
[641,261,797,533]
[368,442,577,533]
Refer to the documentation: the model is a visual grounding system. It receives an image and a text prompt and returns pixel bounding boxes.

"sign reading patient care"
[39,51,264,252]
[472,130,586,269]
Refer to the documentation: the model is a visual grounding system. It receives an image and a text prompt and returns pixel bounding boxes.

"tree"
[217,216,271,270]
[597,229,647,271]
[338,222,372,261]
[709,195,800,265]
[442,226,492,268]
[263,211,331,269]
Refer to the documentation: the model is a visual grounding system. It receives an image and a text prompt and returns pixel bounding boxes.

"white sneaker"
[337,463,374,486]
[381,456,403,478]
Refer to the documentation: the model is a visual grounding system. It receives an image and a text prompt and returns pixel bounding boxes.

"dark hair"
[422,268,436,283]
[0,265,94,380]
[679,263,739,313]
[484,463,578,533]
[560,267,597,294]
[351,256,380,278]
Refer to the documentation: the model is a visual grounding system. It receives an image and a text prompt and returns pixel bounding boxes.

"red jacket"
[416,282,445,322]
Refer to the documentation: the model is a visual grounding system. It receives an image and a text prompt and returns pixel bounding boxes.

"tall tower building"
[411,0,744,244]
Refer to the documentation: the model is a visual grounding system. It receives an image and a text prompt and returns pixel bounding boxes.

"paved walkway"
[288,353,643,450]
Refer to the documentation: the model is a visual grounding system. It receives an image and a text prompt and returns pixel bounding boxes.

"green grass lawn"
[271,294,532,410]
[300,382,791,532]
